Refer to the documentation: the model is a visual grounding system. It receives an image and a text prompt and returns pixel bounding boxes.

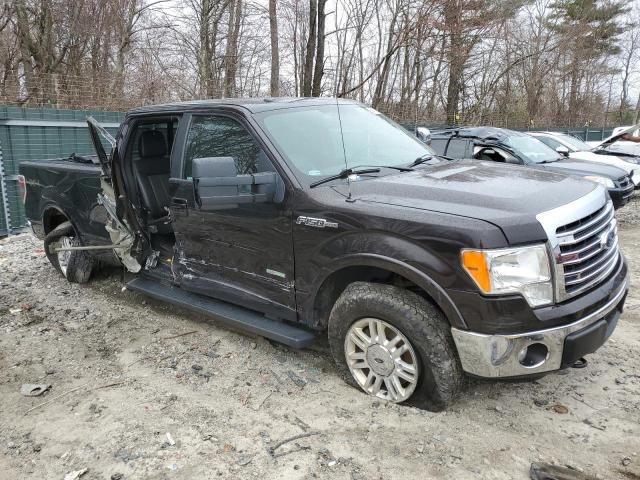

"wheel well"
[43,208,69,235]
[312,266,436,328]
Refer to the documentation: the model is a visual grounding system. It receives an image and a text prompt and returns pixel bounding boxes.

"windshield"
[503,135,559,164]
[557,134,591,151]
[255,104,434,181]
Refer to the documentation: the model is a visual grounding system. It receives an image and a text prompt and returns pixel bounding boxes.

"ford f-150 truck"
[19,98,629,411]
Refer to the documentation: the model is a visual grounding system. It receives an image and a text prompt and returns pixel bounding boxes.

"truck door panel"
[168,113,296,319]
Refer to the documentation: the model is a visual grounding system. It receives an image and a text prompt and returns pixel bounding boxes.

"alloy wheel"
[344,317,419,402]
[57,236,72,276]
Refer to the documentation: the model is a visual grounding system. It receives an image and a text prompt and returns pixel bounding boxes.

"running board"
[126,277,316,349]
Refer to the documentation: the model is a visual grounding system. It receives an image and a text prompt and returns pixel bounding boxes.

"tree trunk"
[302,0,316,96]
[311,0,326,96]
[444,0,462,125]
[269,0,279,96]
[292,0,299,95]
[445,51,463,125]
[224,0,242,97]
[633,91,640,124]
[372,4,398,109]
[426,34,446,118]
[619,48,633,122]
[568,60,580,126]
[357,30,364,102]
[198,0,212,97]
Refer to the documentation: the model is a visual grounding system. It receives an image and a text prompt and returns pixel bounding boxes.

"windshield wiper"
[410,153,453,167]
[354,164,413,172]
[309,167,381,188]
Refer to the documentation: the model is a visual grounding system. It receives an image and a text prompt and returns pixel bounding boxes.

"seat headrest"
[139,130,167,158]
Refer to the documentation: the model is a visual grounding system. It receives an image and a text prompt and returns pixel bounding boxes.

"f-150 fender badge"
[295,216,339,228]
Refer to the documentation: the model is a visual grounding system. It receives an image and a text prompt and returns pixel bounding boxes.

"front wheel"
[328,282,464,411]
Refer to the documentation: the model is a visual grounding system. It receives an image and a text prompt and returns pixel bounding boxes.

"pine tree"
[549,0,629,125]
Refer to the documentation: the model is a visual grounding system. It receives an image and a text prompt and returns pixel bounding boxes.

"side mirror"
[556,146,570,157]
[416,127,431,145]
[192,156,276,209]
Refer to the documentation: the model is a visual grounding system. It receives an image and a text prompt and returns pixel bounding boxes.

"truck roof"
[126,97,362,116]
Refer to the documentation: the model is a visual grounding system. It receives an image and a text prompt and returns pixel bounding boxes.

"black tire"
[43,221,93,284]
[328,282,464,411]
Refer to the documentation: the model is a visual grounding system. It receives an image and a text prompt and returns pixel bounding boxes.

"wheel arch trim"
[310,253,467,329]
[41,204,75,234]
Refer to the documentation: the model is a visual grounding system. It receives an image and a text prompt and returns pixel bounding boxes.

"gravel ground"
[1,218,639,479]
[615,195,640,226]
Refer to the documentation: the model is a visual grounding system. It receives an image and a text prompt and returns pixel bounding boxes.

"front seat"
[476,149,504,162]
[133,130,172,233]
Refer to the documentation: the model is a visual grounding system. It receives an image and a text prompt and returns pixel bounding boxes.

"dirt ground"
[1,200,640,480]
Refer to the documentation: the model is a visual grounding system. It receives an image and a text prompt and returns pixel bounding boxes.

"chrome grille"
[555,201,619,298]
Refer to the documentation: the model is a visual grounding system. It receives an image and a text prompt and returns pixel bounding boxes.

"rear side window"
[446,139,470,158]
[129,119,178,164]
[183,115,273,179]
[430,138,448,156]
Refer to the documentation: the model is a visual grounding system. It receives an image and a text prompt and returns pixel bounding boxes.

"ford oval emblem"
[600,229,615,250]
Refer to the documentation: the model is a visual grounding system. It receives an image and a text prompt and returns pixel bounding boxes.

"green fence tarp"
[0,107,123,236]
[0,106,623,237]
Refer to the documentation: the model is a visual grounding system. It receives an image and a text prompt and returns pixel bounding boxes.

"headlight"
[461,245,553,307]
[583,175,614,188]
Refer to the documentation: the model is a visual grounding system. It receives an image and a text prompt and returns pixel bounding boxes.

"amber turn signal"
[461,250,491,293]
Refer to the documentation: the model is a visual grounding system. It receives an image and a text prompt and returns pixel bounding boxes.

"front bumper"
[451,273,628,378]
[609,185,634,208]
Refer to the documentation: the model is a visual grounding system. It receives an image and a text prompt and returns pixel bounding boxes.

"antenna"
[334,95,352,201]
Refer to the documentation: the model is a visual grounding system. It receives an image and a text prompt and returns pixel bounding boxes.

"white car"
[585,124,640,157]
[530,130,640,188]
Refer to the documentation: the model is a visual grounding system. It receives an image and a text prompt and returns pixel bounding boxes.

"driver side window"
[183,115,274,179]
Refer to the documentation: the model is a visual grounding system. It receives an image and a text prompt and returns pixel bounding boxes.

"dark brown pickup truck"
[19,98,629,410]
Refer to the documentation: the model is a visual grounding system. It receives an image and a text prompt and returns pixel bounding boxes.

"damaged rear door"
[86,117,144,272]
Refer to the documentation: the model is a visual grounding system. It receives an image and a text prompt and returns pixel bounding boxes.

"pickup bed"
[21,158,110,246]
[20,98,629,411]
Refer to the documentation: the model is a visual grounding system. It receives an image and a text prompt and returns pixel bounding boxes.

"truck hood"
[334,160,600,244]
[594,123,640,149]
[568,151,636,174]
[532,158,627,180]
[589,124,640,159]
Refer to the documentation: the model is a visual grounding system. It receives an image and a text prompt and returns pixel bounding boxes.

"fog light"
[517,343,549,368]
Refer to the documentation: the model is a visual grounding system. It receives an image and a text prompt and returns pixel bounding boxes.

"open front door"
[86,117,144,273]
[87,116,115,177]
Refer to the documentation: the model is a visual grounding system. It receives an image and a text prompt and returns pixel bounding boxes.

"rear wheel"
[328,282,464,411]
[44,221,93,284]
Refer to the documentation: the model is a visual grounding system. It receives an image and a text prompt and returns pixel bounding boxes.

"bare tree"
[310,0,326,95]
[0,0,635,129]
[269,0,280,96]
[619,9,640,121]
[224,0,242,96]
[301,0,316,96]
